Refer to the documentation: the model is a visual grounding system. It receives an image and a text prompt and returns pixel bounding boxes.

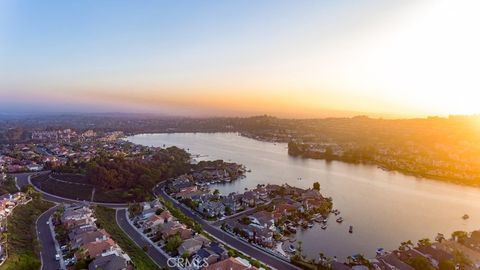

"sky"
[1,0,480,118]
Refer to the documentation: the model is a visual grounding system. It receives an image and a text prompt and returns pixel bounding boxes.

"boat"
[331,209,341,215]
[336,217,343,223]
[308,223,314,228]
[314,216,324,223]
[321,224,327,230]
[349,226,353,233]
[462,214,470,220]
[288,226,297,233]
[376,248,386,256]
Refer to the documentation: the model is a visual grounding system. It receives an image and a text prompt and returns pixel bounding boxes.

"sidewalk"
[48,214,66,270]
[124,210,172,259]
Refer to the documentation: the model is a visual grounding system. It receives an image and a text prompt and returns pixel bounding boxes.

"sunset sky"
[1,0,479,118]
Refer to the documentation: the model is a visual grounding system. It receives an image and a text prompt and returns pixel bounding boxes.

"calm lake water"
[127,132,480,260]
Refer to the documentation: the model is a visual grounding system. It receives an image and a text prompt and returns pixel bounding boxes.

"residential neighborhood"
[53,204,132,270]
[127,199,264,270]
[0,191,30,266]
[0,129,131,174]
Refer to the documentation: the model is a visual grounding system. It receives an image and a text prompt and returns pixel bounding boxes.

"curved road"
[15,173,169,269]
[15,173,299,270]
[116,209,169,268]
[36,206,61,270]
[15,173,128,208]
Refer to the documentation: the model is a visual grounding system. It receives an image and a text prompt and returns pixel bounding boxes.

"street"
[154,185,300,270]
[36,206,61,270]
[115,209,169,268]
[15,173,299,270]
[15,173,128,208]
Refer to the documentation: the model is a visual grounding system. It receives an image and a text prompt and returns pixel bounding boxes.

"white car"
[55,254,60,261]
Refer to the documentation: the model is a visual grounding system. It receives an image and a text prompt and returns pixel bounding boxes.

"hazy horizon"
[2,0,480,118]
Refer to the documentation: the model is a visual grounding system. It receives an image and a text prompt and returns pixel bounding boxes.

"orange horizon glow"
[1,0,480,118]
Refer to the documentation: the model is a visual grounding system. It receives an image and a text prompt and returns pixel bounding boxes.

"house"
[26,164,43,171]
[193,248,220,265]
[249,211,275,231]
[160,221,187,239]
[178,227,194,240]
[140,207,157,219]
[177,235,210,256]
[436,241,480,268]
[198,201,225,218]
[142,210,173,230]
[64,218,91,230]
[253,227,274,248]
[168,176,194,192]
[88,254,128,270]
[177,238,205,256]
[304,197,325,211]
[378,253,414,270]
[203,257,258,270]
[301,189,322,200]
[208,242,228,260]
[71,229,110,249]
[414,245,453,267]
[80,239,116,259]
[265,184,281,194]
[221,194,240,213]
[241,191,256,207]
[272,202,298,220]
[175,190,209,200]
[252,185,268,201]
[158,210,173,223]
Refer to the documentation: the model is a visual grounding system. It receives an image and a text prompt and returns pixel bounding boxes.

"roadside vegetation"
[0,191,53,270]
[158,197,202,233]
[93,206,159,270]
[0,175,18,195]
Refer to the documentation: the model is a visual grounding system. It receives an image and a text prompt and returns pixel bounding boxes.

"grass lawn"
[0,198,54,270]
[93,206,159,270]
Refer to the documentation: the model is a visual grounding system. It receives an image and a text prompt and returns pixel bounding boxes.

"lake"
[127,132,480,260]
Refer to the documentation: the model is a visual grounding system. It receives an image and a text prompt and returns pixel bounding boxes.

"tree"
[213,189,220,196]
[408,256,435,270]
[418,238,432,247]
[128,203,142,218]
[164,234,182,253]
[225,206,232,216]
[240,216,251,225]
[439,260,455,270]
[182,251,190,259]
[250,260,261,268]
[155,208,164,215]
[313,182,320,191]
[452,250,472,270]
[452,231,468,244]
